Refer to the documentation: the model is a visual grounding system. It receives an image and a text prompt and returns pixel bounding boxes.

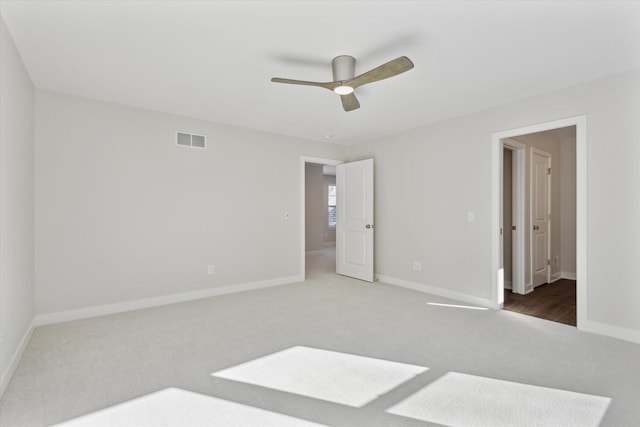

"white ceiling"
[2,1,639,145]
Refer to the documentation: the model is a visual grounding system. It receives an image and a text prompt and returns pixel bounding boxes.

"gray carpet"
[1,247,639,426]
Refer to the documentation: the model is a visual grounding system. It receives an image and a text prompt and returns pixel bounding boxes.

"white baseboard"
[35,275,304,326]
[580,319,640,344]
[1,320,35,399]
[550,272,562,283]
[504,280,512,290]
[377,275,500,309]
[561,271,577,280]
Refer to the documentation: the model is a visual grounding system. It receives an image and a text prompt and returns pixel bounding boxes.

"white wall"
[0,17,35,396]
[34,90,345,317]
[348,69,640,340]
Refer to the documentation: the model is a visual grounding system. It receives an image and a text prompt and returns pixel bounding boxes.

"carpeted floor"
[1,247,638,426]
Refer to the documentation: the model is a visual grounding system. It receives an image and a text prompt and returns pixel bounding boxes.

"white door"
[336,159,374,282]
[531,149,551,287]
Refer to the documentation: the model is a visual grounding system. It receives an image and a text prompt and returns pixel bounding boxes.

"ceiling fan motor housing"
[332,55,356,81]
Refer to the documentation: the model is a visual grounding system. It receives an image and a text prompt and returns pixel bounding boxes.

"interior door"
[532,149,551,287]
[336,159,374,282]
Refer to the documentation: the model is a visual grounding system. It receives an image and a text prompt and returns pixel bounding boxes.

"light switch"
[467,211,475,222]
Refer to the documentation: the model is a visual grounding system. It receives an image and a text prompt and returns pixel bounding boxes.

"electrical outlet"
[553,256,559,267]
[208,265,215,275]
[412,261,421,271]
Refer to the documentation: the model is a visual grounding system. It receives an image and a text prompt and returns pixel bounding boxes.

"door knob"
[533,225,539,230]
[366,224,373,229]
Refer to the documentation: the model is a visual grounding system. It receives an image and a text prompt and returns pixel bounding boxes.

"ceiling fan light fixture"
[271,55,414,111]
[333,85,354,95]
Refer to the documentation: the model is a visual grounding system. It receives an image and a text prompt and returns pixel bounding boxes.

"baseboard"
[1,320,35,399]
[377,275,500,309]
[561,271,577,280]
[305,250,324,256]
[504,280,512,290]
[550,272,562,283]
[580,319,640,344]
[35,275,304,326]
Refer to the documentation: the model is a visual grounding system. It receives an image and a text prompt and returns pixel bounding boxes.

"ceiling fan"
[271,55,414,112]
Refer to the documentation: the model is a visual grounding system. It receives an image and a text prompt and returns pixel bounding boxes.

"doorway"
[492,116,584,328]
[300,156,375,282]
[502,128,576,325]
[504,129,575,323]
[301,157,342,278]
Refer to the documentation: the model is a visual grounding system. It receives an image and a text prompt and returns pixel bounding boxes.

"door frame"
[501,139,526,294]
[300,156,343,279]
[491,115,586,328]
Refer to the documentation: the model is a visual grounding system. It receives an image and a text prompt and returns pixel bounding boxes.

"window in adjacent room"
[328,185,337,227]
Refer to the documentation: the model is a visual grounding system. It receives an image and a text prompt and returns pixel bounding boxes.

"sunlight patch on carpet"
[212,346,428,407]
[386,372,611,427]
[53,388,328,427]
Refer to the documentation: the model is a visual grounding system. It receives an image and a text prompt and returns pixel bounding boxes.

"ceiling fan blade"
[340,93,360,112]
[271,77,336,91]
[347,56,414,89]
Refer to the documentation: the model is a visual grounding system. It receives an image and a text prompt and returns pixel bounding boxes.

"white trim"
[561,271,577,280]
[580,320,640,344]
[300,156,343,280]
[504,280,513,290]
[575,116,587,329]
[502,139,526,294]
[377,275,500,310]
[492,115,586,330]
[305,250,324,256]
[34,275,303,326]
[0,320,35,398]
[550,272,562,283]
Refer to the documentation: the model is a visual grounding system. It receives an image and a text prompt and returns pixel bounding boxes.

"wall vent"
[176,131,206,149]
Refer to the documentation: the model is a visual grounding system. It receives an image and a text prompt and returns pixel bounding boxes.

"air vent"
[176,131,206,149]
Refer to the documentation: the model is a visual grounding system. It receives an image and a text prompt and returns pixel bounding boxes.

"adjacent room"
[1,1,639,426]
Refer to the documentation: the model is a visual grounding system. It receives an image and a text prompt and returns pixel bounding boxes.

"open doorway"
[491,115,589,329]
[300,156,375,282]
[304,162,338,277]
[500,126,577,326]
[300,157,342,279]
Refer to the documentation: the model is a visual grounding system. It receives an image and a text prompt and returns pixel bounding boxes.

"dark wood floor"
[504,279,576,326]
